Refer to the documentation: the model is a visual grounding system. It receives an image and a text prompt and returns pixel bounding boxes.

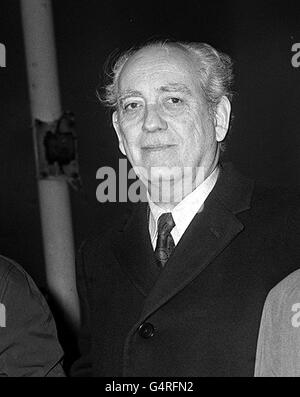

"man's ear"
[214,96,231,142]
[112,111,126,155]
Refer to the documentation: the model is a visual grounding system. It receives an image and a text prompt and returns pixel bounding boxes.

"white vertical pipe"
[20,0,80,330]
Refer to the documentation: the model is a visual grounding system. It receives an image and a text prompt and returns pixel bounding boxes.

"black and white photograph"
[0,0,300,380]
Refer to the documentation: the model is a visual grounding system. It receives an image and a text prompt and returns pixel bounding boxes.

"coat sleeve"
[0,257,65,377]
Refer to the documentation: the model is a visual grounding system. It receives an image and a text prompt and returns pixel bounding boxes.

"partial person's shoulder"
[0,255,32,291]
[0,255,46,309]
[266,269,300,310]
[261,269,300,331]
[0,255,22,279]
[255,269,300,377]
[0,256,65,376]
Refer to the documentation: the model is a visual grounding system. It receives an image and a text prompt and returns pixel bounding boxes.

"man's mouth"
[141,144,176,151]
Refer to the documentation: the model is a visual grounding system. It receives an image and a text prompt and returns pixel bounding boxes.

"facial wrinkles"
[118,50,199,108]
[121,54,189,83]
[116,47,215,168]
[118,76,199,135]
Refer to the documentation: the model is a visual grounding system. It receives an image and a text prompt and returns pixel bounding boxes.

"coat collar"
[112,162,254,321]
[212,162,254,214]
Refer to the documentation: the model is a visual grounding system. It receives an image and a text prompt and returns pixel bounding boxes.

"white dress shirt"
[148,166,220,249]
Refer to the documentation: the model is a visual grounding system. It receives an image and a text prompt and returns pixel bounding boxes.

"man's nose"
[142,105,168,133]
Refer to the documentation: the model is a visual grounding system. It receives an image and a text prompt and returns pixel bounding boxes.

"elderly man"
[71,40,299,377]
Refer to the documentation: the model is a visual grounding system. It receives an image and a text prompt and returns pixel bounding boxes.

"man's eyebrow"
[118,90,143,101]
[117,84,192,102]
[159,83,192,95]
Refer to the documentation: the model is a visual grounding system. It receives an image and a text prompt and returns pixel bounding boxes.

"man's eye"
[124,102,141,111]
[166,97,183,105]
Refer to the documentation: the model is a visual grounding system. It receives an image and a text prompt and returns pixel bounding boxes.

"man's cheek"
[167,113,194,135]
[120,126,140,145]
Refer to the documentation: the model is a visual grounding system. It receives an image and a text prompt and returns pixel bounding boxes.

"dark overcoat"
[72,163,300,377]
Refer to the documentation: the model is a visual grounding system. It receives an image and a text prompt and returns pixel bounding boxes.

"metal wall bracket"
[34,111,81,190]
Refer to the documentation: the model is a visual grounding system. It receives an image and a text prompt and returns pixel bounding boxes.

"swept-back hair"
[99,39,234,115]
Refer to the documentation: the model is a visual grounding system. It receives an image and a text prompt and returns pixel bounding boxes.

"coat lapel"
[140,163,254,320]
[140,195,245,320]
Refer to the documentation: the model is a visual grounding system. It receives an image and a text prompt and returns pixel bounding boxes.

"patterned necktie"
[155,213,175,268]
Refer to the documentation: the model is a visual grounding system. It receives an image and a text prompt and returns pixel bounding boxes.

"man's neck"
[148,161,219,211]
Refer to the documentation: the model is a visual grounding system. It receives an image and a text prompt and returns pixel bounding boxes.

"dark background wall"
[0,0,299,290]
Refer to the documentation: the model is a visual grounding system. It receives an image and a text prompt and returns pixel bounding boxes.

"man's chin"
[147,167,183,183]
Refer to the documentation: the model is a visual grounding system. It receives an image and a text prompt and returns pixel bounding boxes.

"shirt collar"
[148,166,220,247]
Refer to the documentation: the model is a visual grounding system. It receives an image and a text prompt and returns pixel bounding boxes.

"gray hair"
[99,40,234,115]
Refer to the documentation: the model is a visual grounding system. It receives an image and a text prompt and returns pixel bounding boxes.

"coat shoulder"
[244,183,300,229]
[251,184,300,211]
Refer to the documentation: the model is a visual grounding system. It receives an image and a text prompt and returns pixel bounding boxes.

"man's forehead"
[118,45,198,89]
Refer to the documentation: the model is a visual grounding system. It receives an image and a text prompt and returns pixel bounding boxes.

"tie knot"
[157,213,175,235]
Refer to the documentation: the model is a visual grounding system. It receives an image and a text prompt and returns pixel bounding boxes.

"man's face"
[113,45,229,189]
